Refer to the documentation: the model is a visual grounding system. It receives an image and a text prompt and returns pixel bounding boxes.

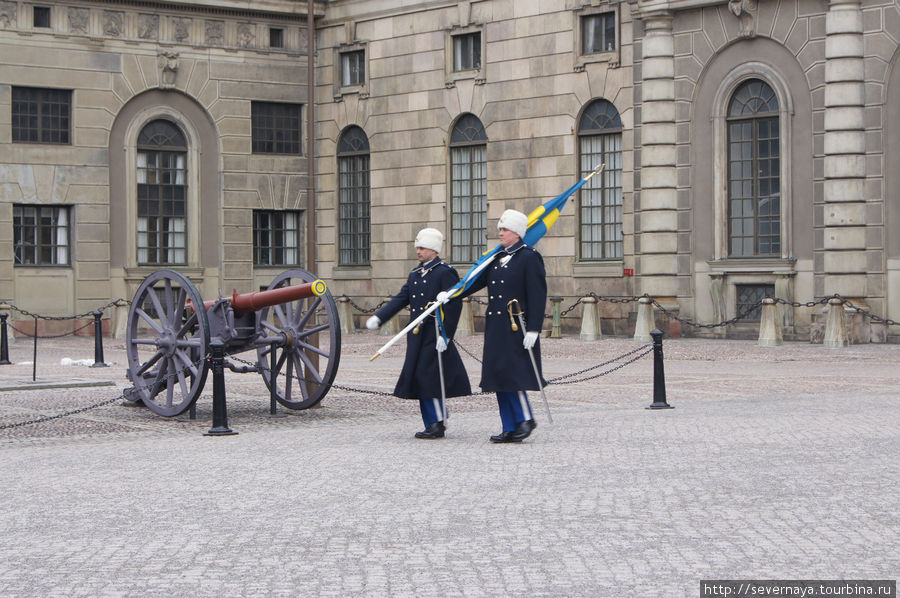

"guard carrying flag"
[439,210,546,443]
[366,228,471,439]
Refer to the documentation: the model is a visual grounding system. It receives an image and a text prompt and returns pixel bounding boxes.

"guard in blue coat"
[367,228,471,439]
[443,209,547,443]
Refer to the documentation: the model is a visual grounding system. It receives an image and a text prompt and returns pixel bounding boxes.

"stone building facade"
[2,0,899,341]
[315,0,900,341]
[0,0,319,333]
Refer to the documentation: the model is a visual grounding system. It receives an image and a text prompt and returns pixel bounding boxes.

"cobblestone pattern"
[0,335,897,596]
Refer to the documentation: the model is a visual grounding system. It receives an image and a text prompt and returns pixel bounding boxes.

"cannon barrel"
[201,279,327,314]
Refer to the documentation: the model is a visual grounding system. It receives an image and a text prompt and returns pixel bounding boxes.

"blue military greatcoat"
[375,258,472,400]
[461,241,548,392]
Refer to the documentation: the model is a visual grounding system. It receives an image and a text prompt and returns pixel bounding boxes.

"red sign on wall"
[623,268,634,276]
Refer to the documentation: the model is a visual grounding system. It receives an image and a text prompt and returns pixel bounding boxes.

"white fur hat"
[414,228,444,253]
[497,209,528,239]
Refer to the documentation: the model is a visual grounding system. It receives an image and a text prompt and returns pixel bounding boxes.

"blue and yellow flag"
[447,162,606,299]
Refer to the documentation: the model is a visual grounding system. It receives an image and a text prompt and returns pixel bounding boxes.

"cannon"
[124,268,341,417]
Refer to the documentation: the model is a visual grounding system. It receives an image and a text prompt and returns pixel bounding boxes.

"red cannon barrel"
[198,279,327,314]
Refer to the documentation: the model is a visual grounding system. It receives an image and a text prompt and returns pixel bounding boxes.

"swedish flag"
[449,162,605,298]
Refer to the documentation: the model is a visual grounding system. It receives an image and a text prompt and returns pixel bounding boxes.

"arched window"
[727,78,780,256]
[137,119,187,265]
[578,99,623,260]
[449,113,487,263]
[337,125,370,266]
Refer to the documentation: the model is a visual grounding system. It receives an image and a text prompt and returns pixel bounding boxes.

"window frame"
[253,209,303,266]
[251,101,303,155]
[13,204,71,267]
[333,43,369,100]
[577,99,624,262]
[33,5,51,28]
[573,7,620,71]
[136,119,189,266]
[11,86,72,145]
[444,25,486,87]
[710,67,792,263]
[337,125,371,267]
[448,114,488,265]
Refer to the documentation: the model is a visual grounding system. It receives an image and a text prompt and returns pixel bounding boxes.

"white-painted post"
[757,298,783,347]
[579,296,601,341]
[634,296,654,343]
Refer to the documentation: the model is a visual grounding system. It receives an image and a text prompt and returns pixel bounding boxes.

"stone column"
[638,11,680,299]
[823,0,866,297]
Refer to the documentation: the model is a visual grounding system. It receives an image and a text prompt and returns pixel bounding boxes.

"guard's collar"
[418,257,440,269]
[501,241,526,255]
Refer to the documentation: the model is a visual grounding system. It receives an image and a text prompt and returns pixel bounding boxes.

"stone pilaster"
[822,0,866,297]
[637,11,679,298]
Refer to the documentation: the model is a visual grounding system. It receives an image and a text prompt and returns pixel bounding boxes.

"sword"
[434,312,448,421]
[507,299,553,424]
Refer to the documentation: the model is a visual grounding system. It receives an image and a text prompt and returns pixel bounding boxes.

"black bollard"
[32,315,38,382]
[0,313,10,365]
[647,329,674,410]
[204,338,237,436]
[90,310,108,367]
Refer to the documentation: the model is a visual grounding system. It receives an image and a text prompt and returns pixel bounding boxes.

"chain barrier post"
[757,298,783,347]
[0,312,11,365]
[90,310,108,367]
[647,329,674,410]
[457,297,474,337]
[634,296,654,343]
[205,338,237,436]
[336,296,355,335]
[823,296,849,348]
[550,296,563,338]
[579,295,600,341]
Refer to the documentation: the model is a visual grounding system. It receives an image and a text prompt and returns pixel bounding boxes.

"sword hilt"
[507,299,523,332]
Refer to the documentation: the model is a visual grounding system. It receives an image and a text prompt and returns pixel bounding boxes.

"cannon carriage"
[124,268,341,417]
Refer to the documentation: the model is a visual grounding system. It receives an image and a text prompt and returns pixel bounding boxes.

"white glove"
[436,291,451,304]
[523,331,539,350]
[366,315,381,330]
[436,337,448,353]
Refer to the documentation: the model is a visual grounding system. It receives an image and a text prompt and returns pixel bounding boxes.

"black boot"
[508,419,534,442]
[415,421,445,439]
[490,431,520,443]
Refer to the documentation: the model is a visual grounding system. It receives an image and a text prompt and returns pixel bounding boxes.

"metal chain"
[834,296,900,326]
[546,347,653,384]
[4,298,130,321]
[7,320,95,339]
[0,392,127,431]
[341,296,388,314]
[547,343,652,382]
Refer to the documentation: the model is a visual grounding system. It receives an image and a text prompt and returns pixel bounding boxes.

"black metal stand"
[0,313,11,365]
[90,310,108,367]
[647,329,674,410]
[205,338,237,436]
[262,344,287,418]
[32,315,38,382]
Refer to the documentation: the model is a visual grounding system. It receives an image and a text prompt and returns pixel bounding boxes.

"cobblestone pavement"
[0,333,897,596]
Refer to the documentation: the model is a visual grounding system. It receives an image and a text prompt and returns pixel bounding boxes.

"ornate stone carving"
[728,0,757,38]
[68,7,89,34]
[238,22,255,47]
[103,10,123,37]
[0,1,16,28]
[172,16,190,42]
[205,20,224,45]
[158,51,179,88]
[138,14,158,40]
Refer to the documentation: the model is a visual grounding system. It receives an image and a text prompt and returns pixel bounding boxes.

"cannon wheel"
[255,269,341,410]
[125,269,210,417]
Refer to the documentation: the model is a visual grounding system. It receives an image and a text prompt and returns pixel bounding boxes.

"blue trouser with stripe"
[495,391,534,432]
[419,397,445,428]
